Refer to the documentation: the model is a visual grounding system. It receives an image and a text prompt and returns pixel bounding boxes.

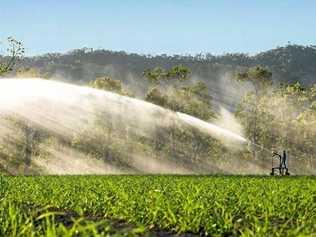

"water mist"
[0,78,249,175]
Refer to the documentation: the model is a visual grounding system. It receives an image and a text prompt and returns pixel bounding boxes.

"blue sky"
[1,0,315,56]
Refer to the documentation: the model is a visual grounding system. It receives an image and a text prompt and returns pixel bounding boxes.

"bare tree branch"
[0,37,24,75]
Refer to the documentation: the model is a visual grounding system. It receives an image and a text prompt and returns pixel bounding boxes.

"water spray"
[0,78,252,174]
[176,112,247,144]
[0,78,291,175]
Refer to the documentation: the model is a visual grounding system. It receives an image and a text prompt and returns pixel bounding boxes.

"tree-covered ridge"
[0,65,314,175]
[4,44,316,86]
[0,38,315,175]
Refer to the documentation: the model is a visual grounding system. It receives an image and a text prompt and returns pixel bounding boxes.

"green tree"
[143,67,166,85]
[89,76,132,96]
[179,81,215,120]
[235,66,273,157]
[236,66,272,94]
[144,66,214,119]
[143,65,190,87]
[165,65,191,82]
[144,66,216,162]
[144,66,184,109]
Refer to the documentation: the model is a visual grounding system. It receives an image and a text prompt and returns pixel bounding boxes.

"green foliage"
[89,76,122,92]
[0,175,8,199]
[143,65,190,85]
[0,200,145,236]
[165,65,191,82]
[236,66,272,94]
[182,81,210,101]
[235,67,273,153]
[89,76,133,97]
[143,67,166,84]
[144,66,214,120]
[166,86,214,120]
[236,80,316,168]
[1,175,316,236]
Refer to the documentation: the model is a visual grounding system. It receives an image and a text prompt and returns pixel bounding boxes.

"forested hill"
[11,44,316,86]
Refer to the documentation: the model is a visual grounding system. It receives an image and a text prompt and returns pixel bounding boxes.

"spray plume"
[176,112,247,144]
[0,78,249,174]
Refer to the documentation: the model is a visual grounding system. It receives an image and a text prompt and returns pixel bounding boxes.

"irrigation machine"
[270,150,290,176]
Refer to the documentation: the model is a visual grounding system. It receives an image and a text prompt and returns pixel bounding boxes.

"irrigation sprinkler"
[270,150,290,176]
[248,142,291,176]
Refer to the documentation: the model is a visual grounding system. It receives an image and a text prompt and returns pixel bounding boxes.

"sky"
[0,0,315,56]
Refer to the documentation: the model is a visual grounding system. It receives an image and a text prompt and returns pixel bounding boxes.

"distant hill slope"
[5,44,316,86]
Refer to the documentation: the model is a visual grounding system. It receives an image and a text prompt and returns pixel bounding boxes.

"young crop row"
[1,175,316,236]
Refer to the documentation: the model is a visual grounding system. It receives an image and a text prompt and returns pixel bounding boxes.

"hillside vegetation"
[3,44,316,87]
[0,41,315,175]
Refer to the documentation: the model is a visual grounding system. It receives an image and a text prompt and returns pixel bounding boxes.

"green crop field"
[1,175,316,236]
